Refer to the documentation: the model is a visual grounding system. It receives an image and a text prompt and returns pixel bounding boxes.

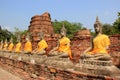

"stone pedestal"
[75,59,120,78]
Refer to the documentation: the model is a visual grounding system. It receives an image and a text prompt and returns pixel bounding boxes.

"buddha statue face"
[0,40,3,44]
[25,33,30,41]
[4,39,7,43]
[17,35,21,42]
[25,37,29,41]
[17,39,20,42]
[10,38,13,43]
[60,30,66,37]
[60,23,66,37]
[94,16,102,34]
[38,32,44,41]
[94,24,100,33]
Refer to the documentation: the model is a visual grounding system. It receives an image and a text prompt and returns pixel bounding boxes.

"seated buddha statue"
[0,40,3,51]
[8,38,14,52]
[49,23,73,60]
[32,32,48,55]
[24,34,32,54]
[81,16,111,61]
[3,39,8,51]
[15,36,22,53]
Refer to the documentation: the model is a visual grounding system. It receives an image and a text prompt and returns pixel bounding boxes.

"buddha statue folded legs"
[81,53,111,61]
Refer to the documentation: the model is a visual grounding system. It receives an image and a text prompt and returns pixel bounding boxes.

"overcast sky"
[0,0,119,31]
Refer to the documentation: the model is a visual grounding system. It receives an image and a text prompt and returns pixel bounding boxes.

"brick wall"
[109,34,120,52]
[109,34,120,67]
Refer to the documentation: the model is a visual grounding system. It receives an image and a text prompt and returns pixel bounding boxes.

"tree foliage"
[13,27,28,43]
[0,27,28,43]
[52,20,83,38]
[0,28,13,42]
[102,24,115,35]
[13,27,28,37]
[113,12,120,34]
[102,12,120,35]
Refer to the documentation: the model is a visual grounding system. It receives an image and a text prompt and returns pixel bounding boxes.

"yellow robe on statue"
[8,43,14,51]
[58,37,73,59]
[15,42,21,53]
[89,34,110,54]
[37,39,48,52]
[3,43,8,51]
[24,41,32,52]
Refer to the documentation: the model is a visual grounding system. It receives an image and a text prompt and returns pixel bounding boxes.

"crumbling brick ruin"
[28,12,60,53]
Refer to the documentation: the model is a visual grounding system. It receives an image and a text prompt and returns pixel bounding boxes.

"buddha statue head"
[4,39,8,43]
[39,32,44,40]
[0,40,3,48]
[60,23,67,37]
[25,33,30,41]
[0,40,3,44]
[17,35,21,42]
[94,16,102,34]
[10,37,13,43]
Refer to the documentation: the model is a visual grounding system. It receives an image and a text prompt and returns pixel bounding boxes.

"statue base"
[75,59,120,78]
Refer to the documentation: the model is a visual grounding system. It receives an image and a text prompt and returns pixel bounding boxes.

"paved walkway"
[0,67,22,80]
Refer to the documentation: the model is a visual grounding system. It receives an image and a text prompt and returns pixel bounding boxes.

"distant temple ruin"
[28,12,60,51]
[29,12,54,36]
